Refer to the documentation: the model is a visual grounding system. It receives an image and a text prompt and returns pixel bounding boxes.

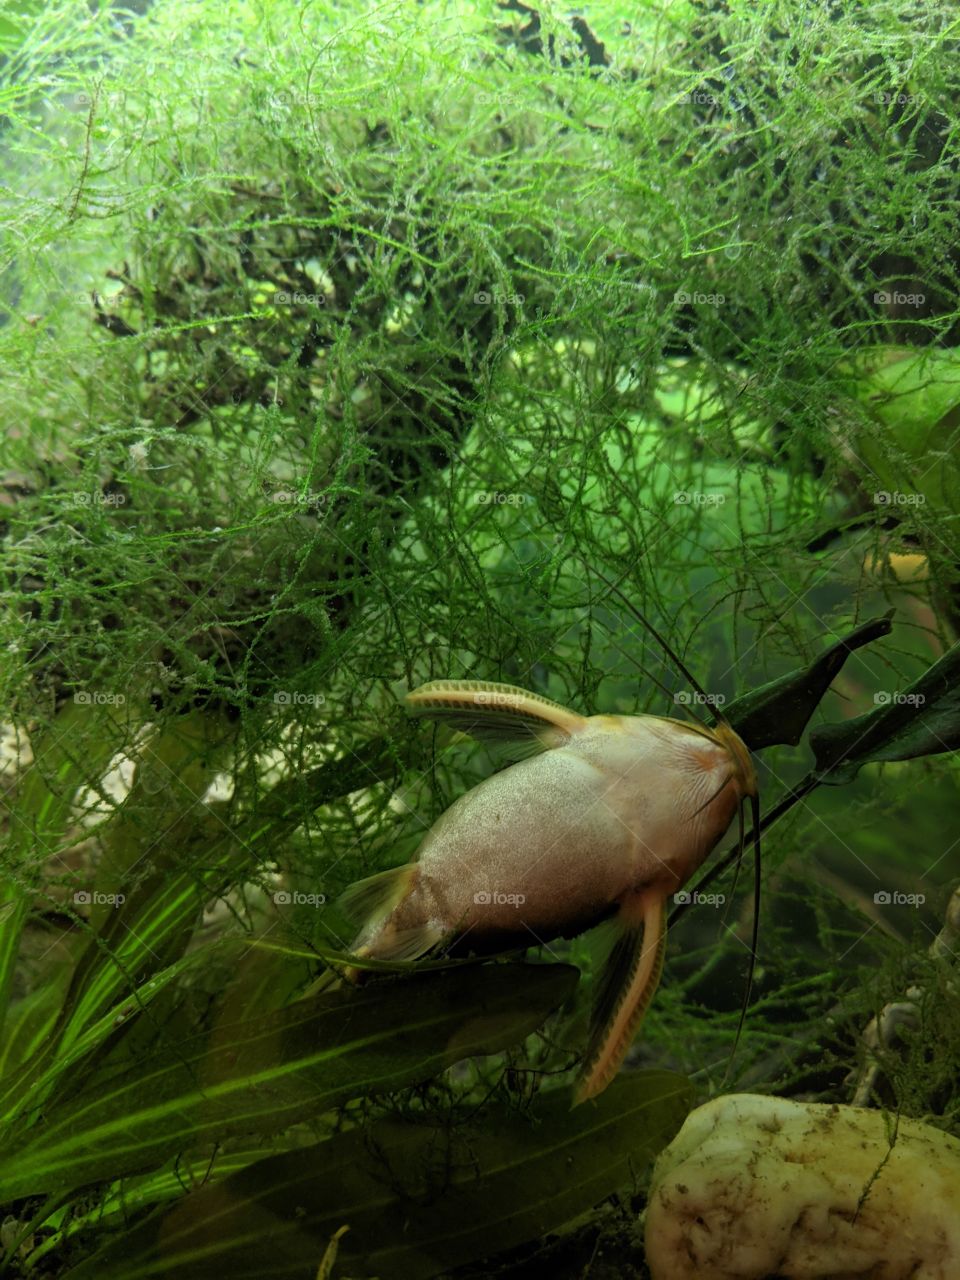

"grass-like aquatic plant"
[1,1,959,1275]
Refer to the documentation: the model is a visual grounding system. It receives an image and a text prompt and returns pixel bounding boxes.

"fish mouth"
[657,715,758,801]
[709,721,758,799]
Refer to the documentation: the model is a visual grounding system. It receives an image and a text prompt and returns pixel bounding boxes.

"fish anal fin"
[405,680,584,757]
[573,890,668,1105]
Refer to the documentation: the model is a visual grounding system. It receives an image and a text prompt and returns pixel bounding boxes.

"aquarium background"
[1,1,958,1276]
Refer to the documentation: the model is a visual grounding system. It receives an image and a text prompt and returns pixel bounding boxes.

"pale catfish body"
[366,714,742,954]
[340,679,757,1103]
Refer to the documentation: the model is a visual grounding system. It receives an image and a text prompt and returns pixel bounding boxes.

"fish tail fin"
[353,921,448,977]
[573,890,668,1105]
[338,862,419,927]
[338,862,445,981]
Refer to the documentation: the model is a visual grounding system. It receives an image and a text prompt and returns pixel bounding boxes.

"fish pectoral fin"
[573,890,668,1106]
[405,680,585,759]
[337,862,418,926]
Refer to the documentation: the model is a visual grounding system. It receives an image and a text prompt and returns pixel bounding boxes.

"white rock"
[644,1093,960,1279]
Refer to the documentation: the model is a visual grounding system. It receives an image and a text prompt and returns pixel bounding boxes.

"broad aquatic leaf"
[66,1070,692,1280]
[33,1140,302,1262]
[851,345,960,512]
[724,614,894,750]
[0,961,578,1199]
[809,642,960,783]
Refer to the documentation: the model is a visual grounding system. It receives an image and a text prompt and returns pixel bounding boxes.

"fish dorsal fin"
[405,679,585,759]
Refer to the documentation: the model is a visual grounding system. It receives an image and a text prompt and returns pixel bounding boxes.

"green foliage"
[723,612,894,750]
[0,0,959,1275]
[67,1071,693,1280]
[810,640,960,781]
[0,963,579,1200]
[852,345,960,514]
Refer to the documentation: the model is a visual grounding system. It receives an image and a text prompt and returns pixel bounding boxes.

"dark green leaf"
[809,641,960,783]
[0,961,578,1200]
[725,613,894,750]
[851,345,960,513]
[46,1141,305,1258]
[66,1070,692,1280]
